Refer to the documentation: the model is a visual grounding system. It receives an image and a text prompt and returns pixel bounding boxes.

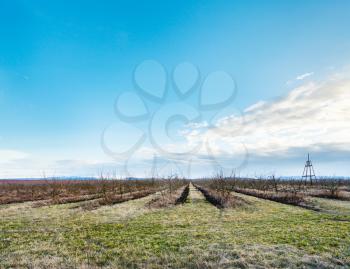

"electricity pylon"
[302,153,316,184]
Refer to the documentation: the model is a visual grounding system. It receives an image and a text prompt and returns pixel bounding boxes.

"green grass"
[1,186,349,268]
[309,196,350,215]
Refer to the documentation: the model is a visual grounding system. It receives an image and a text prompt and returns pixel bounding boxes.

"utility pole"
[302,153,316,185]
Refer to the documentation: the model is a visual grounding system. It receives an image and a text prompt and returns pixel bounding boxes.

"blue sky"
[1,0,350,178]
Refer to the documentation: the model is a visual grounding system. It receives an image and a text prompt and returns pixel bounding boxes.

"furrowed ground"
[1,183,349,268]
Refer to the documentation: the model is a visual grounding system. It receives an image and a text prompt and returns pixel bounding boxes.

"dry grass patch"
[147,184,189,208]
[309,189,350,201]
[80,189,161,210]
[232,187,320,210]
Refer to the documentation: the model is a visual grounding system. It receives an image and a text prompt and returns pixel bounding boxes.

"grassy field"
[1,184,349,268]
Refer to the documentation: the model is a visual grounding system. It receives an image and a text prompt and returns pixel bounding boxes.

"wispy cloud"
[286,72,315,86]
[184,71,350,162]
[296,72,314,80]
[0,157,121,179]
[3,70,349,178]
[0,149,29,163]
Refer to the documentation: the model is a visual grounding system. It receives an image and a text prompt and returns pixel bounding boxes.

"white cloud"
[184,121,208,129]
[296,72,314,80]
[244,101,266,113]
[184,72,350,162]
[0,149,29,163]
[2,70,349,178]
[0,157,121,179]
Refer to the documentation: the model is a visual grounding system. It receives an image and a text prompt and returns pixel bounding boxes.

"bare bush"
[0,177,165,205]
[194,183,247,209]
[147,182,189,208]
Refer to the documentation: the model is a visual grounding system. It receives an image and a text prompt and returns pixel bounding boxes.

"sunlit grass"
[0,185,349,268]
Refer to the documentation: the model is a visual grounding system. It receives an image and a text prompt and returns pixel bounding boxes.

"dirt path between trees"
[187,183,206,202]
